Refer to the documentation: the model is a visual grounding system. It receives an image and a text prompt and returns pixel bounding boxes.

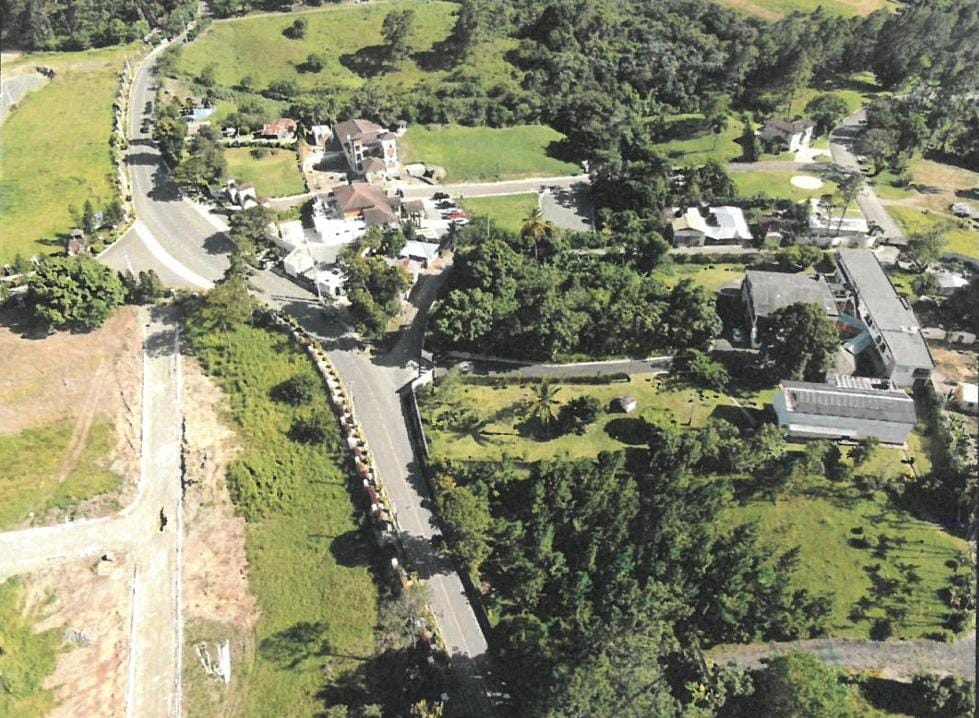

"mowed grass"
[0,44,141,265]
[0,578,60,718]
[888,205,979,260]
[225,147,305,197]
[724,469,968,639]
[460,193,539,234]
[653,262,748,293]
[0,419,122,529]
[651,120,746,165]
[734,170,838,201]
[401,124,580,182]
[175,1,518,94]
[185,320,378,718]
[715,0,896,20]
[421,374,765,463]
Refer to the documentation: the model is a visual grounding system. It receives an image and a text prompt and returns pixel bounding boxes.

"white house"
[310,124,333,146]
[400,240,441,268]
[759,117,816,152]
[670,206,752,247]
[334,119,400,178]
[774,374,917,444]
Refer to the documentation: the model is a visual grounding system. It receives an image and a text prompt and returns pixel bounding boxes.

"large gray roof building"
[741,270,838,347]
[836,250,933,387]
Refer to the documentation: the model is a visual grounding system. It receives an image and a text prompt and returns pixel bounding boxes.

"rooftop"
[744,270,840,318]
[334,118,384,142]
[401,240,440,261]
[763,117,816,134]
[781,379,916,425]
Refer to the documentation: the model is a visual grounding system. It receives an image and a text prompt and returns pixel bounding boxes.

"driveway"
[829,109,907,245]
[540,184,594,232]
[0,308,185,718]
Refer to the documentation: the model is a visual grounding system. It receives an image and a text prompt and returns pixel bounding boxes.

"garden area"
[459,193,539,234]
[0,43,143,264]
[400,124,580,182]
[225,147,305,198]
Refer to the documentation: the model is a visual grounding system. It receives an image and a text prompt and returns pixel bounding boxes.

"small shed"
[615,396,637,414]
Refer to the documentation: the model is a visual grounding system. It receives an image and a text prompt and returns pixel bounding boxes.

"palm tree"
[520,207,551,262]
[530,380,560,436]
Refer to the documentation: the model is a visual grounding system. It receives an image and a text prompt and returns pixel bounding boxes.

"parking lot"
[540,182,594,232]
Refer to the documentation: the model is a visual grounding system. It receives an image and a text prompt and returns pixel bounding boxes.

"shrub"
[557,395,601,435]
[271,374,318,405]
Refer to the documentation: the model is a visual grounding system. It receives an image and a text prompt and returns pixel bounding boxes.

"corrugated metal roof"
[782,380,916,424]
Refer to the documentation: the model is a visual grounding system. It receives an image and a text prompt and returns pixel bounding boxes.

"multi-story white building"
[334,119,399,178]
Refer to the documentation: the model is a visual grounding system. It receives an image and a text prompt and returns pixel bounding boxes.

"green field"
[174,1,518,94]
[715,0,896,20]
[400,124,580,182]
[225,147,305,197]
[421,374,768,463]
[653,262,748,293]
[0,578,60,718]
[0,44,142,265]
[734,170,838,201]
[651,120,746,165]
[184,319,379,718]
[460,193,540,233]
[0,419,122,530]
[888,205,979,260]
[724,469,968,639]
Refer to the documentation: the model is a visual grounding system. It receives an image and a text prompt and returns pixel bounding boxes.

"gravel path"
[710,633,976,681]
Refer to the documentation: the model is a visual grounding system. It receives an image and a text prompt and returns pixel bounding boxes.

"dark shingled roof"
[744,270,839,318]
[781,380,916,424]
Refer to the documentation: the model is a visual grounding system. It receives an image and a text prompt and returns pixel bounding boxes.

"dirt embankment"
[180,358,259,716]
[0,306,142,526]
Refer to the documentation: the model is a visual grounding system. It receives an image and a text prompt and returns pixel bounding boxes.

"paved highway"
[100,45,498,717]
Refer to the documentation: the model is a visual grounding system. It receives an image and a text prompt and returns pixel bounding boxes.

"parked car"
[732,327,744,344]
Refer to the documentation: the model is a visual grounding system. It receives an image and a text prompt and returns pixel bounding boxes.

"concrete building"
[774,374,916,444]
[759,117,816,152]
[332,182,401,228]
[334,119,399,178]
[836,249,933,387]
[742,270,839,347]
[670,206,752,247]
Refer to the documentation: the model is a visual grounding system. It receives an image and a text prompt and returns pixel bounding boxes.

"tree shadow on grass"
[604,417,651,446]
[339,46,395,79]
[329,528,374,568]
[259,621,332,669]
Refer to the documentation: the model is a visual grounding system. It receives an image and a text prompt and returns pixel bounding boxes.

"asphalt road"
[0,308,185,718]
[829,108,907,245]
[100,44,498,717]
[0,73,46,125]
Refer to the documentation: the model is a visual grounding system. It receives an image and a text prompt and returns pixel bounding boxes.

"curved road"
[100,42,498,717]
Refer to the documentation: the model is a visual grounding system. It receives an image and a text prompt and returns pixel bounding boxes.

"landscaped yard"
[0,419,122,530]
[0,43,143,265]
[650,119,746,165]
[887,205,979,260]
[0,578,60,718]
[225,147,305,197]
[421,373,768,463]
[174,0,519,95]
[460,193,539,233]
[734,169,838,201]
[184,318,380,718]
[400,124,580,181]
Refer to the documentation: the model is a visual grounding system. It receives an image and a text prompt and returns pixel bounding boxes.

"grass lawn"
[225,147,305,197]
[184,319,379,718]
[651,120,746,165]
[0,578,60,718]
[653,262,747,293]
[715,0,897,20]
[723,464,968,640]
[460,193,539,234]
[421,373,767,463]
[400,124,580,182]
[175,1,518,95]
[887,205,979,261]
[0,43,142,265]
[0,419,122,530]
[734,170,838,201]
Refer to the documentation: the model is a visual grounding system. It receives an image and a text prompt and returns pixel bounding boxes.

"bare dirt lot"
[180,359,258,717]
[22,553,134,717]
[0,306,142,527]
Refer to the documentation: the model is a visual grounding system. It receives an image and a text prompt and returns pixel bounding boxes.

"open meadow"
[714,0,897,20]
[401,124,580,182]
[225,147,305,198]
[0,43,142,265]
[460,193,540,233]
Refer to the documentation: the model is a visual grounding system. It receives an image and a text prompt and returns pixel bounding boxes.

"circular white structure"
[791,175,824,190]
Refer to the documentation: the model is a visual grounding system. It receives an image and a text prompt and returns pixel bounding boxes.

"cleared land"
[887,205,979,261]
[0,306,141,529]
[174,0,519,94]
[654,262,748,293]
[715,0,895,19]
[401,124,580,182]
[226,147,305,198]
[460,193,540,234]
[184,319,380,717]
[0,43,142,264]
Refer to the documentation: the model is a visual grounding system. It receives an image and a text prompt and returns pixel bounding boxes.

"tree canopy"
[27,256,126,329]
[761,302,839,382]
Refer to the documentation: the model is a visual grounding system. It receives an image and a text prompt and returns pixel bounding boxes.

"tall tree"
[761,302,839,381]
[904,227,947,272]
[530,379,560,435]
[27,256,125,329]
[750,652,855,718]
[804,93,849,136]
[381,8,416,64]
[834,173,863,234]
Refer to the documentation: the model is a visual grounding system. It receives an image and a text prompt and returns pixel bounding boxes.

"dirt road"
[0,307,185,718]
